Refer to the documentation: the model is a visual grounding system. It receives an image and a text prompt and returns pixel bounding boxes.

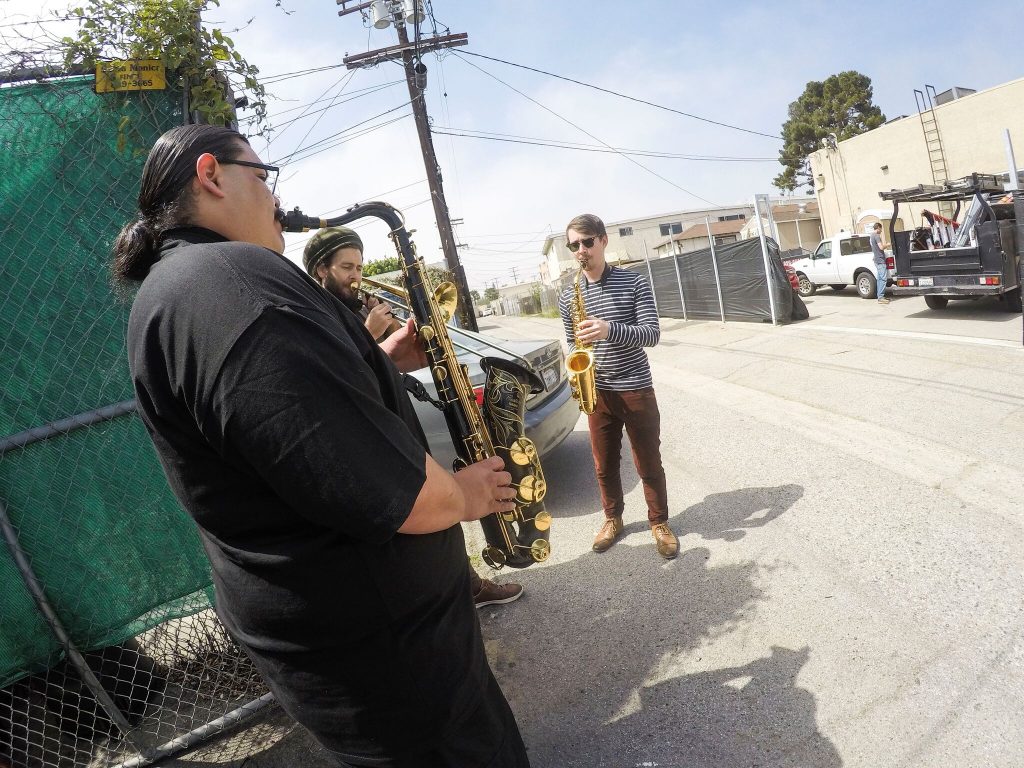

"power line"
[0,15,86,29]
[452,52,719,207]
[239,80,402,126]
[432,126,781,162]
[270,104,413,165]
[459,49,781,141]
[268,69,358,160]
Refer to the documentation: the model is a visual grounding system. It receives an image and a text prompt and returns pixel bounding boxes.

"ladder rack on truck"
[879,173,1024,312]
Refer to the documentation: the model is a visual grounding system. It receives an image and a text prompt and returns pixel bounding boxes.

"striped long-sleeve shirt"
[558,265,660,391]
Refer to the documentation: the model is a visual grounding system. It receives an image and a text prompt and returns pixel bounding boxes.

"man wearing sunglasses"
[558,214,678,560]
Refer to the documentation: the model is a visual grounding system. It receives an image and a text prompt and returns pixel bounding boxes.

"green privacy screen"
[0,76,214,689]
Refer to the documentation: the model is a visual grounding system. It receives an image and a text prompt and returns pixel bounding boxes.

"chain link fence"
[0,75,276,768]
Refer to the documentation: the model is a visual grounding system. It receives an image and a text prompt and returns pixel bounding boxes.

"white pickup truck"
[789,232,894,299]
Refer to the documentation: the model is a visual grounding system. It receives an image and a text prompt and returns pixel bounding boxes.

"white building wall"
[810,77,1024,238]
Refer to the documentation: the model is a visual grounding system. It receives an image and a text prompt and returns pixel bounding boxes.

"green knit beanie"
[302,226,364,277]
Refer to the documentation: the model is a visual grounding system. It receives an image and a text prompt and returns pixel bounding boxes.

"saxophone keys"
[529,539,551,562]
[532,510,552,532]
[515,474,547,504]
[516,475,548,505]
[508,437,537,466]
[482,545,506,570]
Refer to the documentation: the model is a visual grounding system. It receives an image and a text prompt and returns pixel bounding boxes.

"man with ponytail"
[117,125,531,767]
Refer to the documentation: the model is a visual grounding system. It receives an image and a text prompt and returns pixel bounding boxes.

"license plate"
[542,366,559,391]
[919,277,934,287]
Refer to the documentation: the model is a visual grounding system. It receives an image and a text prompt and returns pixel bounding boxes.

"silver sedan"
[405,326,580,471]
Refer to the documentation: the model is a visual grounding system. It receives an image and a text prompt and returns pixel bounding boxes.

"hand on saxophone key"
[380,317,428,373]
[453,455,516,521]
[577,317,610,343]
[364,301,394,340]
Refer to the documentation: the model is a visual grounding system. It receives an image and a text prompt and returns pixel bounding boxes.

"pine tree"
[774,71,886,193]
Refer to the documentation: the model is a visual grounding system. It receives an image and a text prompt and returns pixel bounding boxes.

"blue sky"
[6,1,1023,288]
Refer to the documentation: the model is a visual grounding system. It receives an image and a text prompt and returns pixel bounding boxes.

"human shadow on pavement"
[479,495,838,768]
[604,645,842,768]
[680,484,803,543]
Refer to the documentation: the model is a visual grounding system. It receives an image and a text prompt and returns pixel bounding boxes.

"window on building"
[619,226,633,237]
[659,222,682,237]
[714,234,738,245]
[717,214,746,222]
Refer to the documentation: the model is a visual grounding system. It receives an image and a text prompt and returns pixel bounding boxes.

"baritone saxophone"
[283,202,551,569]
[566,266,598,415]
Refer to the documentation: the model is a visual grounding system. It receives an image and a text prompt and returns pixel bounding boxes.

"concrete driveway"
[167,296,1024,767]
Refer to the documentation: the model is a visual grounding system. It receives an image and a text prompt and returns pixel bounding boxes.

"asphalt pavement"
[161,291,1024,768]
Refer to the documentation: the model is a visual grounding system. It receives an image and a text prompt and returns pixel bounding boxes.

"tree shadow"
[680,484,803,542]
[479,487,836,768]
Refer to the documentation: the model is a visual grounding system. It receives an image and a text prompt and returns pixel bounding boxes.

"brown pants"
[588,387,668,524]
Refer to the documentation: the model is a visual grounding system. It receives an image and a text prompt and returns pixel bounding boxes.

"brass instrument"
[285,203,551,569]
[352,275,405,335]
[566,266,598,415]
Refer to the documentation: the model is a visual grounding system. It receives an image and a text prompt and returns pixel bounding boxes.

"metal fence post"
[0,500,138,741]
[754,195,779,326]
[705,216,725,323]
[642,241,659,315]
[672,250,688,321]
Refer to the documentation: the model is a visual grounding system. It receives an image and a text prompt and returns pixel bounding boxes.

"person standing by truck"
[870,222,889,304]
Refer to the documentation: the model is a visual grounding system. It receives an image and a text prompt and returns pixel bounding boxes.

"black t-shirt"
[127,228,487,760]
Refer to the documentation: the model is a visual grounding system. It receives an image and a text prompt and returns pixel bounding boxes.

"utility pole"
[336,0,478,331]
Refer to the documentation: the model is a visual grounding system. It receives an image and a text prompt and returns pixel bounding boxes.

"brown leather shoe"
[593,516,623,553]
[473,579,524,608]
[651,523,679,559]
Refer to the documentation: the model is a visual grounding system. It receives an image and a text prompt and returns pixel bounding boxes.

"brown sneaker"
[473,579,524,608]
[651,523,679,559]
[593,516,623,553]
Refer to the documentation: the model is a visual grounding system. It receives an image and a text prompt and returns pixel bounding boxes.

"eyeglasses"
[220,159,279,195]
[566,236,600,253]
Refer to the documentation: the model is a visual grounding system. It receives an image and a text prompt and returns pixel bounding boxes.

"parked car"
[790,232,894,299]
[782,260,800,292]
[407,325,579,470]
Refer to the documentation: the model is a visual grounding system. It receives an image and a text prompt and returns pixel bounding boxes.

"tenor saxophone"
[284,202,551,569]
[566,266,598,415]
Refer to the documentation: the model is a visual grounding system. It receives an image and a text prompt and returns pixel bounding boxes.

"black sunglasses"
[566,236,600,253]
[220,158,280,195]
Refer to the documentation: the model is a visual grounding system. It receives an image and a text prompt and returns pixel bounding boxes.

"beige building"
[739,200,824,255]
[540,204,752,287]
[810,77,1024,238]
[654,219,746,256]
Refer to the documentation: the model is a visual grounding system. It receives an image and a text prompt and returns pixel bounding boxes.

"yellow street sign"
[95,60,166,93]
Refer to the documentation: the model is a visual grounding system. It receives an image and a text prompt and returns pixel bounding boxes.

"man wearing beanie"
[303,227,524,610]
[303,226,398,341]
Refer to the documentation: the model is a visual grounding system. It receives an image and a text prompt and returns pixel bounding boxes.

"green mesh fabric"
[0,77,214,688]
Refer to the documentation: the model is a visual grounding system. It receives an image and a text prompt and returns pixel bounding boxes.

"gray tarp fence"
[630,237,798,324]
